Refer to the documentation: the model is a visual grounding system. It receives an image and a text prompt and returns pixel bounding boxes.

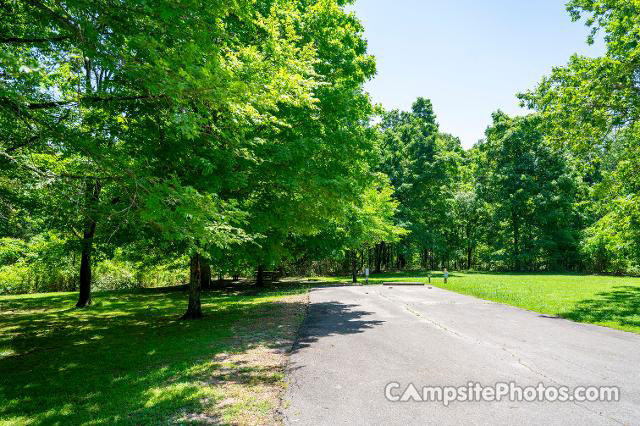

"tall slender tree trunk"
[513,214,521,272]
[375,242,383,273]
[466,224,472,270]
[182,254,203,319]
[429,248,435,271]
[351,250,357,283]
[383,243,389,271]
[256,264,265,287]
[76,180,101,308]
[76,59,101,308]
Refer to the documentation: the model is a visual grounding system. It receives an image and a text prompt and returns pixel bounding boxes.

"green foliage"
[342,174,409,250]
[0,236,188,294]
[517,0,640,273]
[4,0,640,297]
[0,235,76,294]
[476,113,579,271]
[0,0,381,298]
[376,98,465,268]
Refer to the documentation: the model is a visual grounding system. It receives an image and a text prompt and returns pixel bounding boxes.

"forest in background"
[2,0,640,317]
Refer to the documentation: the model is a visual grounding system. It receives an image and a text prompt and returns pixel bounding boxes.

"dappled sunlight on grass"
[0,285,308,425]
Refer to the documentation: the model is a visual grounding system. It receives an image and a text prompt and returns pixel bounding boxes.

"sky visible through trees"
[351,0,607,148]
[2,0,640,318]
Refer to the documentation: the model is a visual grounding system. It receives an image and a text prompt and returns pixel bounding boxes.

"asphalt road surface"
[283,285,640,425]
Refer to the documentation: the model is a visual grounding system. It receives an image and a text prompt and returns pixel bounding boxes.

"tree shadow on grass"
[0,286,309,424]
[560,286,640,330]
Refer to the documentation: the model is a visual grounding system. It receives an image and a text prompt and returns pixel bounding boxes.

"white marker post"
[365,268,369,285]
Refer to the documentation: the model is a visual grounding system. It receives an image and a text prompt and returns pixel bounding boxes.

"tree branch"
[24,94,165,110]
[0,35,71,44]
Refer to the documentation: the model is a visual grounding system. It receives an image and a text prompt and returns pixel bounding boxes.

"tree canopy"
[3,0,640,314]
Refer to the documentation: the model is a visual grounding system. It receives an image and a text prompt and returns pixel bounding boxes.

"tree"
[476,112,578,271]
[215,0,377,286]
[376,99,464,270]
[337,175,408,282]
[1,0,319,312]
[519,0,640,273]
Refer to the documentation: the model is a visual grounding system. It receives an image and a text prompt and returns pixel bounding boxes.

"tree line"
[288,0,640,277]
[2,0,640,316]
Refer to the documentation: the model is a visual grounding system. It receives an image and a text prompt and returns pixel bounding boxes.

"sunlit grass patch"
[0,285,308,425]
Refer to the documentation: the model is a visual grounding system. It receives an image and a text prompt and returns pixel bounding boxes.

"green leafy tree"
[376,99,464,270]
[1,0,319,313]
[476,112,578,271]
[519,0,640,272]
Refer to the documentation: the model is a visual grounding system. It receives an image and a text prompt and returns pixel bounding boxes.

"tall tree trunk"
[375,242,383,273]
[429,248,435,271]
[76,180,101,308]
[351,250,357,283]
[256,264,265,287]
[513,214,521,272]
[182,254,203,319]
[466,224,472,270]
[383,243,389,271]
[201,262,211,290]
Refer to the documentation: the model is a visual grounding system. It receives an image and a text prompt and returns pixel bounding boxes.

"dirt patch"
[179,292,309,425]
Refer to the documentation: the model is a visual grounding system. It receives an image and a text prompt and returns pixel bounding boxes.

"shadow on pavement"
[291,299,384,353]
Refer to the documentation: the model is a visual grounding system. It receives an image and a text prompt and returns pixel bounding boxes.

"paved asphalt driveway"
[283,285,640,425]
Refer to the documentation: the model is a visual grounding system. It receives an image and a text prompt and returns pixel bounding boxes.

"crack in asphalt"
[375,288,625,425]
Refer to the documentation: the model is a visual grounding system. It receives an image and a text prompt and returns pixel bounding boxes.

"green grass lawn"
[316,271,640,334]
[3,272,639,424]
[0,285,309,425]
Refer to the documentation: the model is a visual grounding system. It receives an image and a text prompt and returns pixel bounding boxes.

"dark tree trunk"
[374,242,383,273]
[351,250,357,283]
[76,180,101,308]
[513,213,521,272]
[466,224,472,270]
[232,274,239,282]
[182,254,203,319]
[200,262,211,290]
[76,228,95,307]
[429,248,435,271]
[382,243,388,271]
[256,264,265,287]
[396,253,405,270]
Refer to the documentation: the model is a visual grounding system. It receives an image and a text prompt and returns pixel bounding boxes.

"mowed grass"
[0,284,309,425]
[316,271,640,334]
